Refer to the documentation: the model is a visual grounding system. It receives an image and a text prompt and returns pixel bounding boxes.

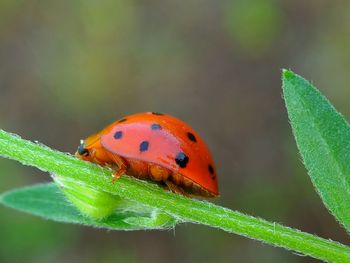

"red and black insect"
[75,112,219,197]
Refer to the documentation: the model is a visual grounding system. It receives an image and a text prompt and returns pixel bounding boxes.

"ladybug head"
[75,138,110,165]
[75,140,90,160]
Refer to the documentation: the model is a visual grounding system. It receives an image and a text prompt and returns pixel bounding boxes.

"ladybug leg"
[107,153,127,182]
[164,180,187,196]
[149,164,170,181]
[112,166,127,182]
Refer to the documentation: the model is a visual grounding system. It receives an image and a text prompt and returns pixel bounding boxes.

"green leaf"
[1,127,350,262]
[283,69,350,232]
[0,183,177,230]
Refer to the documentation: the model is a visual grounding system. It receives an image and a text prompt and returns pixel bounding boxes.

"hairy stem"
[0,129,349,262]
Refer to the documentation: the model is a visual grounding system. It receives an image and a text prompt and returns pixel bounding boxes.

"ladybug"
[75,112,219,197]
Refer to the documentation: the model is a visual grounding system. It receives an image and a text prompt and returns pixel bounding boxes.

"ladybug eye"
[77,142,89,156]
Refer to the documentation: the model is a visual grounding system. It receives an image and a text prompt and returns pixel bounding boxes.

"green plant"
[1,70,350,262]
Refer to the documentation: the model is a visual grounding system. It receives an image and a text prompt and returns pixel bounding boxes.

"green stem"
[0,129,349,263]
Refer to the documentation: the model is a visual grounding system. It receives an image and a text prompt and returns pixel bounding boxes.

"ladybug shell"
[91,112,218,196]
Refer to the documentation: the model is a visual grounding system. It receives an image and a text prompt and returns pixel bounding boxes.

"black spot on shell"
[152,112,164,116]
[139,141,149,152]
[208,164,214,175]
[114,131,123,139]
[151,123,162,130]
[118,118,127,123]
[208,164,216,179]
[175,152,189,168]
[187,132,197,142]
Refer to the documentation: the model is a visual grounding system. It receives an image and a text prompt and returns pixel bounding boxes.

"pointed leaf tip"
[282,69,294,78]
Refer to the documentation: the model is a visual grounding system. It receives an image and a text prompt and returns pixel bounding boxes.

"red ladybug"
[75,112,219,197]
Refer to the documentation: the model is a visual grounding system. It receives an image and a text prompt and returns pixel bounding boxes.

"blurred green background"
[1,0,350,262]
